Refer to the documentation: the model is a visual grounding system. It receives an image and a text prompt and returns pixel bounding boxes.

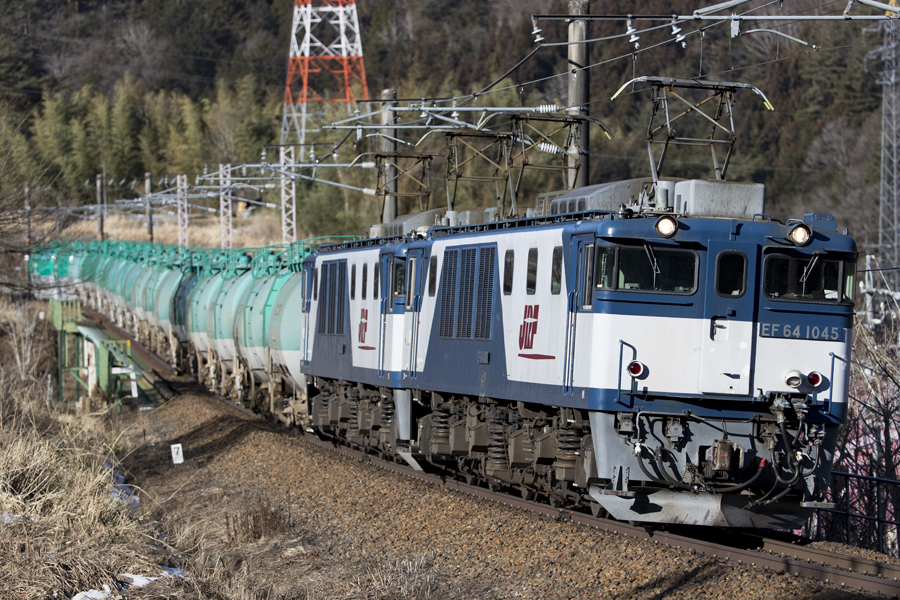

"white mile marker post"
[170,443,184,466]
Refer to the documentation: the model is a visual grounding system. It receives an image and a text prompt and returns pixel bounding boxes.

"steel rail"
[752,536,900,582]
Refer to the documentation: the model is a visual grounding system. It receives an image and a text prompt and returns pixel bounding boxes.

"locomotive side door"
[376,254,390,378]
[700,241,757,395]
[403,250,424,378]
[564,235,595,395]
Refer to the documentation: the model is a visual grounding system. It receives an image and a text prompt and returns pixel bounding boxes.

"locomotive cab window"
[594,246,696,294]
[716,252,747,298]
[594,247,616,289]
[312,267,318,300]
[428,255,437,297]
[581,244,594,308]
[526,248,538,295]
[373,263,380,299]
[406,258,417,309]
[764,253,856,304]
[392,260,406,299]
[503,250,514,295]
[350,264,356,300]
[550,247,563,295]
[362,263,368,300]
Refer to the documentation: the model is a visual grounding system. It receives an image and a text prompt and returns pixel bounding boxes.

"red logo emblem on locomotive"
[358,308,368,344]
[518,305,539,350]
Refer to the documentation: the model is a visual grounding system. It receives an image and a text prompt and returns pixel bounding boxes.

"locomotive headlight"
[655,215,678,238]
[627,360,646,378]
[788,223,812,246]
[807,371,823,388]
[784,370,803,388]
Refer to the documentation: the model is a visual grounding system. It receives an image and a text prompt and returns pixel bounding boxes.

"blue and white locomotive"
[299,176,855,528]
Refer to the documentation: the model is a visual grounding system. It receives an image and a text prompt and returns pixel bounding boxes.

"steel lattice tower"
[280,0,370,146]
[219,164,233,250]
[879,20,900,293]
[176,174,189,248]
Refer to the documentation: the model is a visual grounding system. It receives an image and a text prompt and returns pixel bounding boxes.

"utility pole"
[24,183,31,247]
[567,0,589,190]
[145,172,153,244]
[381,88,398,224]
[96,174,104,240]
[24,183,31,291]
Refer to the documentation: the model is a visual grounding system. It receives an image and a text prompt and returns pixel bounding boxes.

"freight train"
[32,174,856,529]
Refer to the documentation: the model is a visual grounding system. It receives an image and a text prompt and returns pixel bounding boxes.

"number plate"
[759,323,844,342]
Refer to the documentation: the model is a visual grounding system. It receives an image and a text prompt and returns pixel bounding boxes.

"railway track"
[94,317,900,597]
[294,430,900,598]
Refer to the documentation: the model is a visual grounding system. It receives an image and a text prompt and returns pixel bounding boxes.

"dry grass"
[0,297,164,600]
[225,495,295,545]
[0,375,163,600]
[60,211,291,248]
[0,298,484,599]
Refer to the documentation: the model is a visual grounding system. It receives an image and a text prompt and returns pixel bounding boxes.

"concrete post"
[145,172,153,243]
[96,174,104,240]
[381,89,398,224]
[568,0,590,190]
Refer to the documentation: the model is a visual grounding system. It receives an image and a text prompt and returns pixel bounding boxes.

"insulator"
[537,142,564,154]
[486,411,509,472]
[432,410,450,445]
[555,428,581,470]
[536,104,561,114]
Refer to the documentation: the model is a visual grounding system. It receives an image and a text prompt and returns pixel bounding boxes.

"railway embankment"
[117,385,889,599]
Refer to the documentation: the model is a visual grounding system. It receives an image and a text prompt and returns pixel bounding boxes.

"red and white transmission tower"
[280,0,370,146]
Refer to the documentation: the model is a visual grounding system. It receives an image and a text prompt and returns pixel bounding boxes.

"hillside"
[0,0,889,242]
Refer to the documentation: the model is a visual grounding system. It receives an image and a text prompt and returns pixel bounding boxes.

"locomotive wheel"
[253,388,267,414]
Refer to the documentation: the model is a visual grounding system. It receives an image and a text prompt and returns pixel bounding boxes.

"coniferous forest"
[0,0,889,240]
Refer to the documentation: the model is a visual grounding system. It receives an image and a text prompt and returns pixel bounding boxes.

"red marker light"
[807,371,823,387]
[627,361,645,377]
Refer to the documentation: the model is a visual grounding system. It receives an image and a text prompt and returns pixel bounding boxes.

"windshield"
[595,246,696,294]
[764,254,855,303]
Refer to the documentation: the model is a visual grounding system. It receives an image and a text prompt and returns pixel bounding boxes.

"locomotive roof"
[312,208,856,258]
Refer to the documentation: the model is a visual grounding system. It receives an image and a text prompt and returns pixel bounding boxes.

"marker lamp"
[627,360,646,378]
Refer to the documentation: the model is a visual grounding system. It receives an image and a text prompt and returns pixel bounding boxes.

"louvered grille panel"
[335,262,346,335]
[326,263,337,334]
[475,247,495,339]
[317,264,328,334]
[439,250,458,338]
[456,248,476,339]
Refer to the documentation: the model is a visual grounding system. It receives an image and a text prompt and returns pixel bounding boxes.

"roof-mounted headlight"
[655,215,678,239]
[788,223,812,246]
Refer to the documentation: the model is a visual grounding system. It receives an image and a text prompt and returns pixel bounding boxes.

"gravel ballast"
[122,387,886,599]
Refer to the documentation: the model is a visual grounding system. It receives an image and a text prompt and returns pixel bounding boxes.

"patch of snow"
[1,513,23,524]
[119,573,159,588]
[109,484,140,509]
[71,585,111,600]
[159,565,185,578]
[71,568,174,600]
